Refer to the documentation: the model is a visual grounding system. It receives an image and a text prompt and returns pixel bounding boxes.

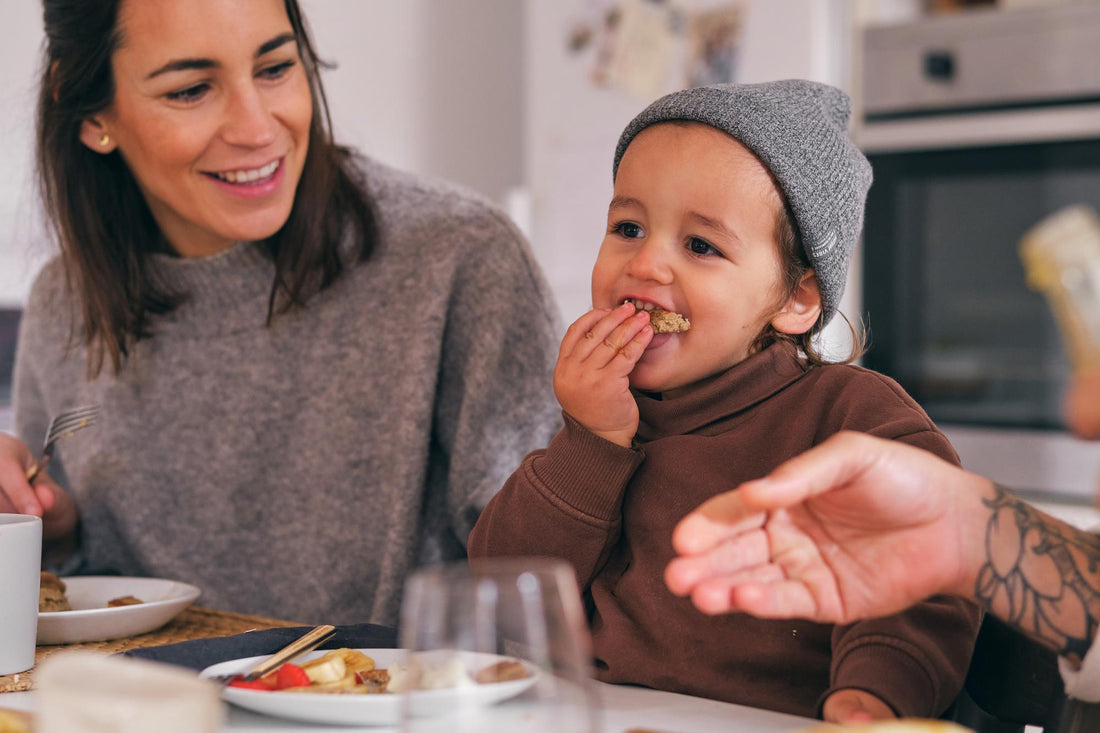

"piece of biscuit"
[39,571,71,612]
[0,709,30,733]
[107,595,143,607]
[648,307,690,334]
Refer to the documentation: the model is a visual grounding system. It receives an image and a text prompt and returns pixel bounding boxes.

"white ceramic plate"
[200,648,538,726]
[37,576,201,645]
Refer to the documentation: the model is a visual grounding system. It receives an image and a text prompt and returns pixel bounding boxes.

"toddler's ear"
[771,270,822,335]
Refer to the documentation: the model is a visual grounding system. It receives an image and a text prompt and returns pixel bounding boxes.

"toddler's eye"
[614,222,644,239]
[688,237,719,256]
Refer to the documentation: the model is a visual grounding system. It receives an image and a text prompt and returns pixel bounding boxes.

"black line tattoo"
[975,484,1100,662]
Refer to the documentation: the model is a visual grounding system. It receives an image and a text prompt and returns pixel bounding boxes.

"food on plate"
[797,720,972,732]
[38,573,147,612]
[38,572,71,612]
[474,659,528,683]
[648,307,690,334]
[225,649,528,695]
[0,709,30,733]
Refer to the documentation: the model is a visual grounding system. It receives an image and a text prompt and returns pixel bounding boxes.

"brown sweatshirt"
[468,342,980,719]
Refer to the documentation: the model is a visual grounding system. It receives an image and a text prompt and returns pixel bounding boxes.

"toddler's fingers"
[588,310,651,369]
[563,304,632,360]
[609,318,653,369]
[559,309,613,361]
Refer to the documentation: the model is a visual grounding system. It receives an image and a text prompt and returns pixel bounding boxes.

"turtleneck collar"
[145,241,277,340]
[634,341,808,440]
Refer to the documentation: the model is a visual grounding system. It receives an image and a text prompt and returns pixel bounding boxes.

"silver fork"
[25,404,101,483]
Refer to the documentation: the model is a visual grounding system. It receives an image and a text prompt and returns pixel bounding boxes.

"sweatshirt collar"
[635,342,808,440]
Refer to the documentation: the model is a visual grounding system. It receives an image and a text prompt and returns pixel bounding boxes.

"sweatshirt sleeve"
[468,413,645,589]
[821,386,982,718]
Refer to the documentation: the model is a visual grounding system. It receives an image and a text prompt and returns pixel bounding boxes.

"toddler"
[468,80,980,723]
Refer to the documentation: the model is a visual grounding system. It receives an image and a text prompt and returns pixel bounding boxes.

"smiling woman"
[1,0,562,626]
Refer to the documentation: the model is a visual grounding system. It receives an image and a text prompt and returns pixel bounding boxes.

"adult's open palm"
[665,431,990,624]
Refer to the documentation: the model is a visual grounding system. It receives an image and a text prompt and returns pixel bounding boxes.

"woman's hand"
[0,433,78,541]
[553,303,652,447]
[664,431,991,623]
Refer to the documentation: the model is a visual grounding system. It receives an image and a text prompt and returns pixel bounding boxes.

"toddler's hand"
[822,689,896,725]
[554,303,652,447]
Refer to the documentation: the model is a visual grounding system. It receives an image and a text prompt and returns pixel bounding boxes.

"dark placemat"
[122,622,398,671]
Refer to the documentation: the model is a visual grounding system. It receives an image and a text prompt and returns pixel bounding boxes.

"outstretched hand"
[553,303,652,447]
[665,431,991,624]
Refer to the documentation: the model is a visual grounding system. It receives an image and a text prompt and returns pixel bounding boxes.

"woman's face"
[83,0,313,257]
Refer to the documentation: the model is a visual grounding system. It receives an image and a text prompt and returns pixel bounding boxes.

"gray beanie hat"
[612,79,872,324]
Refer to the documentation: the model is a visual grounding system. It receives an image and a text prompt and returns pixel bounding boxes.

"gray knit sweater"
[13,157,563,625]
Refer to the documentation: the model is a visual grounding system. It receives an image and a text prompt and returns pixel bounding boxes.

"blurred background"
[3,0,1100,522]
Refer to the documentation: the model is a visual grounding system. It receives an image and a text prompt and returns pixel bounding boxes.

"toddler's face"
[592,122,789,397]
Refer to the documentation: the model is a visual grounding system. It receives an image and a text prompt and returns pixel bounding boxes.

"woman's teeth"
[214,160,279,184]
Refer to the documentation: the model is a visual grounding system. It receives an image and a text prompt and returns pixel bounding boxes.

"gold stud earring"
[98,133,110,147]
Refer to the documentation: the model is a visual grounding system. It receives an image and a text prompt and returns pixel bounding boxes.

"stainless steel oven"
[856,3,1100,500]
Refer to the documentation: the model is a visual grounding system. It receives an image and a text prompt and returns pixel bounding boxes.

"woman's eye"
[614,222,644,239]
[687,237,719,256]
[258,60,296,80]
[165,83,209,103]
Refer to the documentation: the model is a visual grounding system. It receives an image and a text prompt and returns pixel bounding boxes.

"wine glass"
[396,557,600,733]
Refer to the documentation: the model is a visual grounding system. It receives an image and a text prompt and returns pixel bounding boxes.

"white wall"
[0,2,48,307]
[300,0,523,204]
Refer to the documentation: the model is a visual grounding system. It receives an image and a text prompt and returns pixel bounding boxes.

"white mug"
[0,514,41,676]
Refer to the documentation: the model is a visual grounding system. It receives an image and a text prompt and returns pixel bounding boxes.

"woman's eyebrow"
[145,32,297,80]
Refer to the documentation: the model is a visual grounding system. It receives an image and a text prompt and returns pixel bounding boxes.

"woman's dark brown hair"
[37,0,378,375]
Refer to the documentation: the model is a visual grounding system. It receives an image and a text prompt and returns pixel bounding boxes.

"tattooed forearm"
[974,484,1100,662]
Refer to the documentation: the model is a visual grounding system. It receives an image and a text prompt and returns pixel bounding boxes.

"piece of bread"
[38,571,71,613]
[798,721,972,733]
[0,709,30,733]
[648,308,690,334]
[107,595,143,607]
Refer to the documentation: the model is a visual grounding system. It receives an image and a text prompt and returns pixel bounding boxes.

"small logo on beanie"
[810,228,838,259]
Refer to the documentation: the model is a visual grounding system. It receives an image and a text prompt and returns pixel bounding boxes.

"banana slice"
[302,648,375,675]
[302,655,346,684]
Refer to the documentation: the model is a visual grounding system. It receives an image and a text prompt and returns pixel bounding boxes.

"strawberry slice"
[274,662,312,690]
